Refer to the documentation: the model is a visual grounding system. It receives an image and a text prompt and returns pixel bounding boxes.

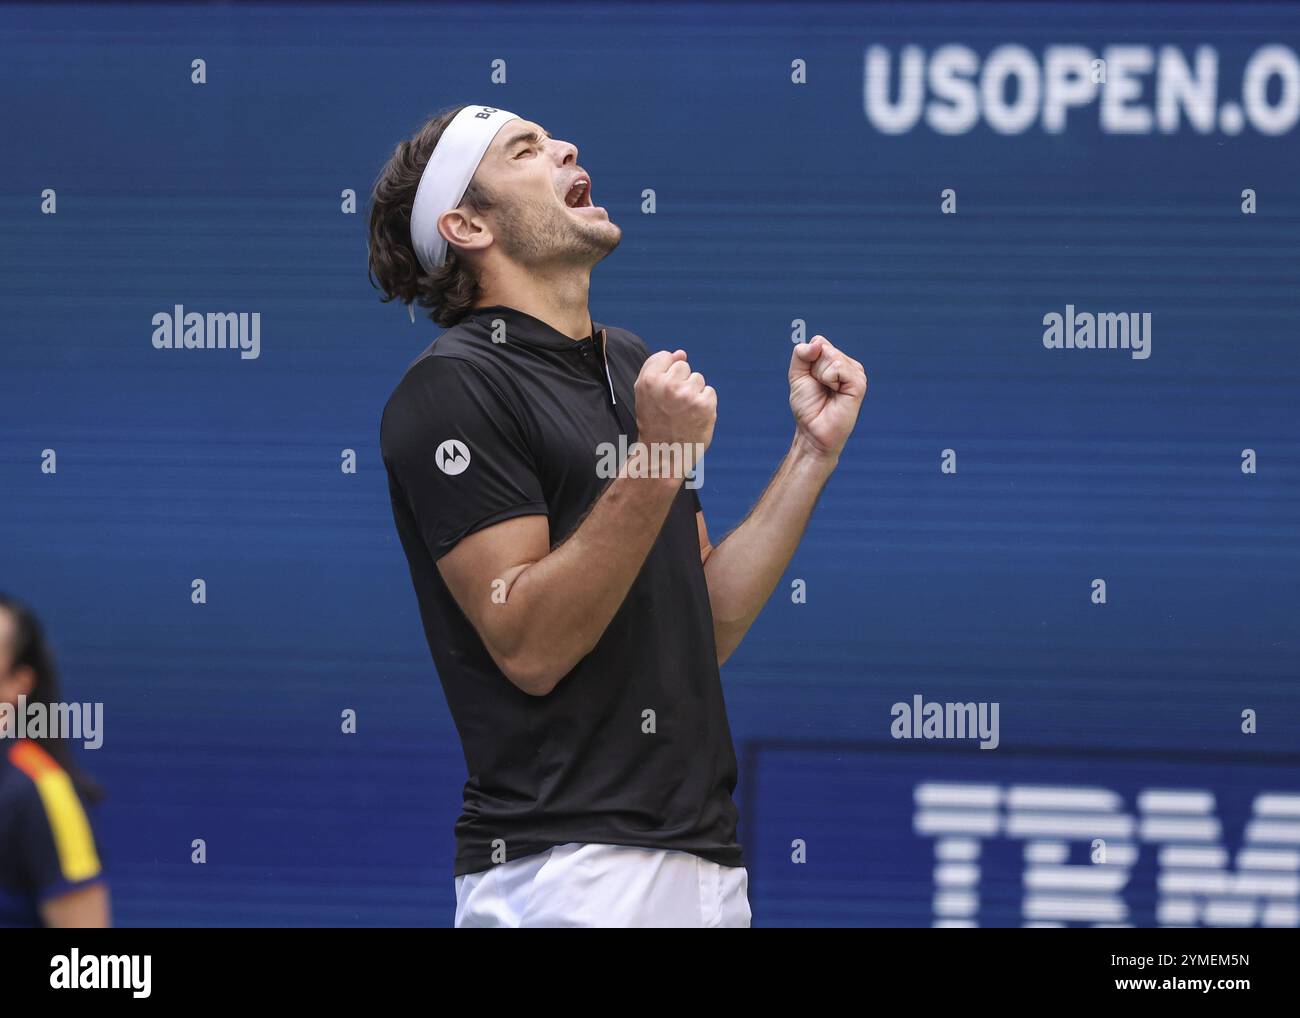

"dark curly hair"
[367,106,498,328]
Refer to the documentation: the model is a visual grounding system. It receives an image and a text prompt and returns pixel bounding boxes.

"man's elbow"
[482,616,589,696]
[498,651,566,697]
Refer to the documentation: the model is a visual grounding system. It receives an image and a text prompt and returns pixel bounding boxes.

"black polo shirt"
[379,304,743,877]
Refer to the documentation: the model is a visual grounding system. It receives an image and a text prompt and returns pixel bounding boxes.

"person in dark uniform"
[0,594,109,928]
[368,105,867,926]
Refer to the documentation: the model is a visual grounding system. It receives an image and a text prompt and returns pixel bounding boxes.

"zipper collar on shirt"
[469,305,593,351]
[469,304,617,405]
[598,327,617,406]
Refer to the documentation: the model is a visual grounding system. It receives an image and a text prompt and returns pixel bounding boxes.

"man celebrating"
[369,105,867,927]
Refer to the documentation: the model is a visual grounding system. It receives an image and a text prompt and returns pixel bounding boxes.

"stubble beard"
[494,192,622,269]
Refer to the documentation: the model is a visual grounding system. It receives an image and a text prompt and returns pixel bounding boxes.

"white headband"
[409,105,520,273]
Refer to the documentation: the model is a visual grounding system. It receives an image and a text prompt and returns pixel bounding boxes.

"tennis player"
[368,105,867,927]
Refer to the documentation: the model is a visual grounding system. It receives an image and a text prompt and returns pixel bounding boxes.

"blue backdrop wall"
[1,1,1297,926]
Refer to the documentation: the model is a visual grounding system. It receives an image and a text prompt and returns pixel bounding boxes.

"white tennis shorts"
[454,842,752,928]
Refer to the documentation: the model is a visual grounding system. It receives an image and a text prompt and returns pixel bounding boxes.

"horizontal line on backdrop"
[746,738,1300,766]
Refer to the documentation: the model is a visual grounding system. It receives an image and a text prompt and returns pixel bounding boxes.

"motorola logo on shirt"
[436,439,471,475]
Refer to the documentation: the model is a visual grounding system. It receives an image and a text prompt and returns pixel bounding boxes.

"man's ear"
[437,206,492,260]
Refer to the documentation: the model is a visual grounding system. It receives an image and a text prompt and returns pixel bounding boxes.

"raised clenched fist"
[633,349,717,454]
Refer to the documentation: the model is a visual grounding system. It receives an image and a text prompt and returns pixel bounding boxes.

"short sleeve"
[381,355,548,560]
[16,770,104,904]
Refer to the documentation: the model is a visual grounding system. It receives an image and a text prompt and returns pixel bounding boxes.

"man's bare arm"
[437,469,682,695]
[698,335,867,666]
[436,348,717,697]
[697,438,836,665]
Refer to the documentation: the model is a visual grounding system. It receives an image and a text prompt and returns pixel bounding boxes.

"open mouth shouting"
[563,173,606,217]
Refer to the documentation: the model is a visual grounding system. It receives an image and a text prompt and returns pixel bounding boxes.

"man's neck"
[474,264,594,341]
